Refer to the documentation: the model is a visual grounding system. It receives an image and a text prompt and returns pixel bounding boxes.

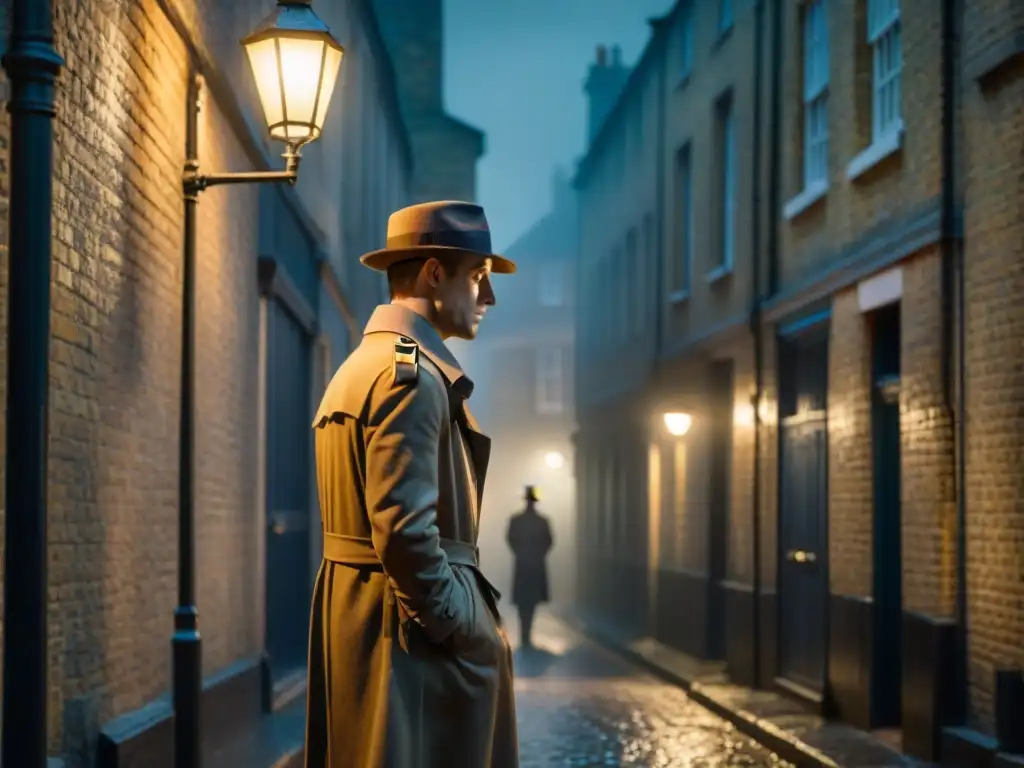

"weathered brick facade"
[961,0,1024,737]
[574,0,1023,761]
[0,0,412,763]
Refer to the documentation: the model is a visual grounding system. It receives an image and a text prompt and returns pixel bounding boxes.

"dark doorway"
[871,302,902,726]
[706,360,733,660]
[778,323,829,697]
[265,298,313,679]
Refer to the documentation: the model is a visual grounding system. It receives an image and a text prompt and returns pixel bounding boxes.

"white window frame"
[539,263,565,307]
[868,0,902,141]
[802,0,829,189]
[535,346,565,415]
[718,0,733,33]
[672,144,693,298]
[717,97,736,272]
[679,1,694,78]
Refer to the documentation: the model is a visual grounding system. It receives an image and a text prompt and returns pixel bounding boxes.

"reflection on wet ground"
[510,613,791,767]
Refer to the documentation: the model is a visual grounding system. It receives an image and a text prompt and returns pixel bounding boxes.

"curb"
[561,614,841,768]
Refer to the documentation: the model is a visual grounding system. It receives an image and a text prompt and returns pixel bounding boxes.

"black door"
[706,360,732,660]
[871,303,902,726]
[265,298,313,678]
[778,327,829,694]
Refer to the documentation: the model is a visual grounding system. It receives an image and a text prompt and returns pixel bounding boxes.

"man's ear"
[422,257,445,289]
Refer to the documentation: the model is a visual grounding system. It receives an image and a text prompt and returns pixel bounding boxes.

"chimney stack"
[584,42,630,145]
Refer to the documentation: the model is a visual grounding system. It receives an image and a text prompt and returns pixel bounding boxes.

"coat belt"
[322,532,480,569]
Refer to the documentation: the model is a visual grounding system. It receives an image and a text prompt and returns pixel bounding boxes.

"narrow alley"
[510,614,788,767]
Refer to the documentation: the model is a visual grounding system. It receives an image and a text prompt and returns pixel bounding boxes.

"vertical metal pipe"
[1,0,63,764]
[749,0,766,689]
[941,0,969,720]
[173,71,203,768]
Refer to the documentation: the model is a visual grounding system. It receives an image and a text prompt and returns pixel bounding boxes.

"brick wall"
[827,289,873,599]
[961,1,1024,728]
[779,0,945,286]
[756,331,778,591]
[0,0,280,759]
[899,248,956,619]
[727,344,756,584]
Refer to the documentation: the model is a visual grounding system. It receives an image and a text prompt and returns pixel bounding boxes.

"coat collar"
[363,304,474,399]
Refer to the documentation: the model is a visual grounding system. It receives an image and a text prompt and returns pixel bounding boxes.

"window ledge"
[783,181,829,220]
[675,71,692,91]
[713,25,733,50]
[668,289,690,305]
[706,264,733,285]
[846,121,905,181]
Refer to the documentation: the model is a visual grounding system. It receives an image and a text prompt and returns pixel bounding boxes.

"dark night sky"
[444,0,673,251]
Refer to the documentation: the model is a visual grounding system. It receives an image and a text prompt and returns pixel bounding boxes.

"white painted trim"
[846,120,905,181]
[783,180,829,220]
[857,266,903,312]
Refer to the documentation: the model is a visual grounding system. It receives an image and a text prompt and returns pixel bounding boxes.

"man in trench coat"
[506,486,553,649]
[305,201,519,768]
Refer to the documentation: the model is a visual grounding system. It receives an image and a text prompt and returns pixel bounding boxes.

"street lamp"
[663,412,692,437]
[174,3,342,768]
[544,451,565,470]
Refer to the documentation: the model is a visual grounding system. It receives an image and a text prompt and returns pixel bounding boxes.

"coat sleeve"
[364,366,462,644]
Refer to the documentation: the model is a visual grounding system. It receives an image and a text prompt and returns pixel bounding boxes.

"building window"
[718,0,733,34]
[535,346,565,415]
[539,263,565,307]
[679,1,694,77]
[868,0,902,140]
[625,228,638,335]
[672,144,693,296]
[715,94,736,272]
[802,0,829,188]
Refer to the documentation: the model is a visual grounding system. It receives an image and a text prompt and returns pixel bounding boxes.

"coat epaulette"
[393,336,419,385]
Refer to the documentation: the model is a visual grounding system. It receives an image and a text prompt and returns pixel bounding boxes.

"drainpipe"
[767,0,782,300]
[1,1,63,766]
[652,19,668,373]
[749,0,767,688]
[940,0,968,717]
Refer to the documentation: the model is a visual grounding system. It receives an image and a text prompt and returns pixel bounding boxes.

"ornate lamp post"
[174,3,342,767]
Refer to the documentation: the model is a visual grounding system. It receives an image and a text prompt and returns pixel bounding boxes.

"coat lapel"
[458,402,491,508]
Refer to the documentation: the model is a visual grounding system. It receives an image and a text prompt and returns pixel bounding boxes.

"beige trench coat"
[305,304,518,768]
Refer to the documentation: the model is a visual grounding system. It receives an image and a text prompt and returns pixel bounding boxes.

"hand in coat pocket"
[445,565,503,664]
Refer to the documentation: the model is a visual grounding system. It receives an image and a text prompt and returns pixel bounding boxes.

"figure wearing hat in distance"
[506,485,554,649]
[306,201,520,768]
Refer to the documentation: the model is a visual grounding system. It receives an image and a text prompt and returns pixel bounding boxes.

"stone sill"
[668,288,691,305]
[846,121,905,182]
[783,181,829,221]
[706,264,733,285]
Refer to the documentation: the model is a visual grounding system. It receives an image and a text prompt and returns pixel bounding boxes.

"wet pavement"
[508,612,791,767]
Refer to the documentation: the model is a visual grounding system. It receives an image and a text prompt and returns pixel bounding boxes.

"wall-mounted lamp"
[544,451,565,469]
[174,4,343,768]
[663,412,693,437]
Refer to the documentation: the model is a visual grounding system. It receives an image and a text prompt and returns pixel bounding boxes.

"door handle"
[786,549,817,564]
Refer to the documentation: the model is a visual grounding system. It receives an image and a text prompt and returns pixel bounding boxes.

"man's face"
[432,255,496,340]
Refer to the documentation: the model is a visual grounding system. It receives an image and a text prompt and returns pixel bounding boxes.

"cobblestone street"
[508,613,790,767]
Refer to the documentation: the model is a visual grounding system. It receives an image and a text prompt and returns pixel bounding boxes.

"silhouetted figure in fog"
[506,486,553,649]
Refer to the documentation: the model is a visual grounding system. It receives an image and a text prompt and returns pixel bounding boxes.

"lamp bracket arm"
[182,145,302,196]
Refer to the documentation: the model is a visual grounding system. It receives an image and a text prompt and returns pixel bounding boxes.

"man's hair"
[386,251,466,299]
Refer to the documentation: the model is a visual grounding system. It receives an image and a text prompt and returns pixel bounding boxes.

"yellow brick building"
[0,0,415,764]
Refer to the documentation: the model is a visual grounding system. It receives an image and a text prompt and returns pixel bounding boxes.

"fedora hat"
[524,485,539,503]
[360,200,516,274]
